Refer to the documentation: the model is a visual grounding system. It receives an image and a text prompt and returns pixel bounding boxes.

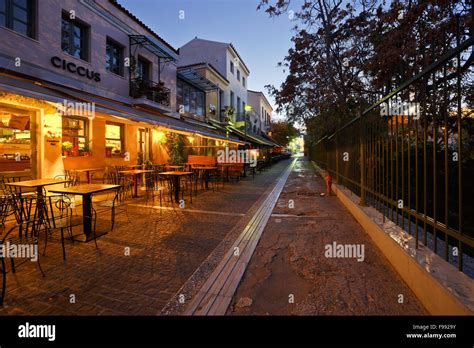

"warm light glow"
[154,126,242,146]
[187,136,195,144]
[154,130,167,144]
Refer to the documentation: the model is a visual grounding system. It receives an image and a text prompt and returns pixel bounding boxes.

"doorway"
[137,128,150,165]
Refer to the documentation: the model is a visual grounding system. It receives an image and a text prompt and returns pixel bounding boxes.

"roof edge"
[108,0,179,54]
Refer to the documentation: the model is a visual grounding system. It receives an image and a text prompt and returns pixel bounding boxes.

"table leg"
[36,187,44,224]
[174,176,180,202]
[205,171,210,189]
[133,174,138,197]
[83,193,93,238]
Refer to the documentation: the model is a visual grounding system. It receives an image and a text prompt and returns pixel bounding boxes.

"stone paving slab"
[0,161,289,315]
[228,157,427,315]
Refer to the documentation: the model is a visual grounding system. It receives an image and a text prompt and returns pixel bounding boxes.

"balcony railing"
[130,78,171,107]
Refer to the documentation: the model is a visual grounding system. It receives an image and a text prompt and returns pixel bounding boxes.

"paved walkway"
[0,160,290,315]
[228,157,426,315]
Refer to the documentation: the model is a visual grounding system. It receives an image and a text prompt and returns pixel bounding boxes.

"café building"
[0,0,243,178]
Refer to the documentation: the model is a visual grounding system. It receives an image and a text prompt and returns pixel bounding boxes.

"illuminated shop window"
[62,117,88,156]
[105,122,124,156]
[0,111,31,163]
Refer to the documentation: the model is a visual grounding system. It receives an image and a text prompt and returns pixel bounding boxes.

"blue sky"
[118,0,296,120]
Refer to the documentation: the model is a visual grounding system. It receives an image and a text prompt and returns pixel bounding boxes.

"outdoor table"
[159,171,193,202]
[118,169,153,197]
[48,184,120,242]
[5,178,70,197]
[191,167,217,189]
[74,167,104,184]
[5,178,71,234]
[164,165,185,172]
[218,163,235,181]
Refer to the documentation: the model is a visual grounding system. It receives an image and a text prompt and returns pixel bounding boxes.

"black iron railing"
[130,78,171,107]
[310,28,474,276]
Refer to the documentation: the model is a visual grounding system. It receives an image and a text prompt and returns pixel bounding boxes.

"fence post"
[335,133,340,184]
[359,121,366,206]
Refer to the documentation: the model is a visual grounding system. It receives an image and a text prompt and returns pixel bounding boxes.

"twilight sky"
[118,0,297,121]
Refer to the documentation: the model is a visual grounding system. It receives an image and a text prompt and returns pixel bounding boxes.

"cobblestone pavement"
[0,161,289,315]
[228,157,427,315]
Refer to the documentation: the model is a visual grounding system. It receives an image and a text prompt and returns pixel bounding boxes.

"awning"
[226,125,275,147]
[177,68,219,91]
[129,35,177,62]
[0,74,244,145]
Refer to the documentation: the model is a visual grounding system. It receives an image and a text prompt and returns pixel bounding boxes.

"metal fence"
[310,23,474,275]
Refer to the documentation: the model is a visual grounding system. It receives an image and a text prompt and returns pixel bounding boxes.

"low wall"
[312,162,474,315]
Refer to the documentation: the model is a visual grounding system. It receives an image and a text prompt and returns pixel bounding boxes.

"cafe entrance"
[137,128,150,165]
[0,103,36,176]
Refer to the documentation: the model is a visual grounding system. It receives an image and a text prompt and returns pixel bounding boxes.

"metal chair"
[47,196,84,260]
[0,220,46,305]
[92,191,121,233]
[145,171,167,208]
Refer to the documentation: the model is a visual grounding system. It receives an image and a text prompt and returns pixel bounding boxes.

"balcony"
[130,78,171,111]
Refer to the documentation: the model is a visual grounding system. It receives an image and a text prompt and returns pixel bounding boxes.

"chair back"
[188,155,216,167]
[1,175,33,194]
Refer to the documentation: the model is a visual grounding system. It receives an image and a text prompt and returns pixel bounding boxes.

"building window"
[105,122,124,156]
[230,91,235,108]
[237,70,240,81]
[106,38,123,76]
[62,117,88,156]
[176,79,205,116]
[230,61,234,74]
[237,96,241,115]
[0,0,35,38]
[136,56,150,81]
[242,76,245,87]
[0,112,31,171]
[61,12,89,61]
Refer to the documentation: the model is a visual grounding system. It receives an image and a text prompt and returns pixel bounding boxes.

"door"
[137,57,150,82]
[137,128,150,165]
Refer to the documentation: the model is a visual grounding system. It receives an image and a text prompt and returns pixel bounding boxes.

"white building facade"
[178,38,250,123]
[247,90,273,135]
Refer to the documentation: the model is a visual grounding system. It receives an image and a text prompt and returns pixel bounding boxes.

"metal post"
[360,120,366,206]
[335,133,339,183]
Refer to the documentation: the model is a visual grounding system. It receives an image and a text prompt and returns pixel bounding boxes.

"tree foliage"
[270,120,299,146]
[259,0,473,144]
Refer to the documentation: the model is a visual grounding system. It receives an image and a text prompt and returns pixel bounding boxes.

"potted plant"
[62,141,73,156]
[81,144,91,156]
[71,146,79,157]
[165,132,185,165]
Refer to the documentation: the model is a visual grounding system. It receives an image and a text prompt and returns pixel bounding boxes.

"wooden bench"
[188,155,216,167]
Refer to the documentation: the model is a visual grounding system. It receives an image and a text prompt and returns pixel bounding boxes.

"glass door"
[137,128,150,165]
